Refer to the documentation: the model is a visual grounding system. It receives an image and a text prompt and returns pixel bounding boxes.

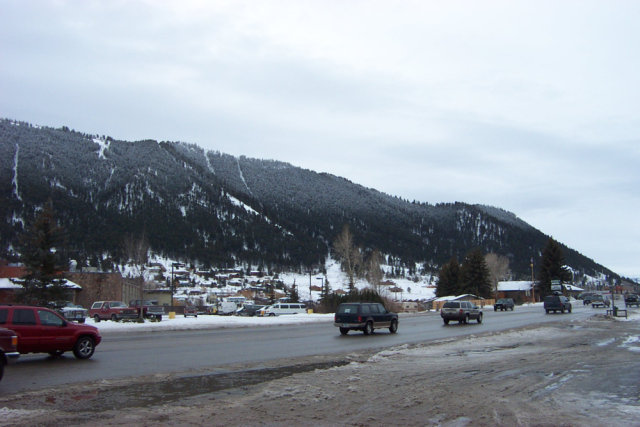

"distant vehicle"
[89,301,139,322]
[49,301,88,323]
[262,303,307,316]
[0,327,19,382]
[334,302,398,335]
[493,298,515,311]
[440,301,483,325]
[0,305,101,359]
[183,305,198,318]
[217,301,238,315]
[543,294,572,314]
[236,304,264,316]
[590,294,611,308]
[624,294,639,307]
[129,299,165,321]
[579,293,598,305]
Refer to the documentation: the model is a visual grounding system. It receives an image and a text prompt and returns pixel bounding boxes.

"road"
[2,303,595,393]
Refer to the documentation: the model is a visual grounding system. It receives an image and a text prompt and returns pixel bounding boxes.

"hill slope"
[0,118,612,278]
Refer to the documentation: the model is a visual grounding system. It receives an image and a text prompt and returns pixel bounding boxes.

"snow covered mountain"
[0,118,613,279]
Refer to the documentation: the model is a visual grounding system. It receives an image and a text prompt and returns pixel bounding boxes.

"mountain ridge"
[0,118,614,281]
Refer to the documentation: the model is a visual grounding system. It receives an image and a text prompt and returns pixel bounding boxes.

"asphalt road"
[1,303,597,393]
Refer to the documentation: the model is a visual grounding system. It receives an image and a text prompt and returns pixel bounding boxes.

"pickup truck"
[129,300,165,321]
[334,302,398,335]
[0,327,19,382]
[624,294,639,307]
[89,301,139,322]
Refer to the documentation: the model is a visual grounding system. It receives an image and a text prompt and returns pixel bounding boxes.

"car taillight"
[11,335,18,346]
[358,316,363,322]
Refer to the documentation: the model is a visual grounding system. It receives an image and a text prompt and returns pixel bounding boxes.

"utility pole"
[530,257,535,303]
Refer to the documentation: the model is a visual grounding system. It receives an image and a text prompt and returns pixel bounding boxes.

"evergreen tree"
[436,257,461,297]
[538,237,572,297]
[19,201,69,305]
[289,282,300,303]
[460,249,492,298]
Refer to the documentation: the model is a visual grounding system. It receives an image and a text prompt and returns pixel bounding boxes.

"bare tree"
[123,233,149,319]
[333,225,362,292]
[484,253,511,299]
[366,249,384,293]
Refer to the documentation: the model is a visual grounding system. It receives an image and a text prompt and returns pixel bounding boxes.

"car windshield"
[497,299,509,303]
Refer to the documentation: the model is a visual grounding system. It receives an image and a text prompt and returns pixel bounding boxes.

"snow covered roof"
[498,281,533,292]
[564,284,584,292]
[0,278,22,289]
[0,278,82,289]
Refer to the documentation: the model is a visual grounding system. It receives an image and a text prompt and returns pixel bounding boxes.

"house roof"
[0,265,27,279]
[0,278,82,290]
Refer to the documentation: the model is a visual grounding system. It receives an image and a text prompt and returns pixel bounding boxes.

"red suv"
[0,305,101,359]
[89,301,138,322]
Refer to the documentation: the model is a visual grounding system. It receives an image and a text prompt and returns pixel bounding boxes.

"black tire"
[568,306,572,313]
[477,313,483,324]
[363,321,373,335]
[339,327,349,335]
[462,314,469,324]
[111,314,117,321]
[269,313,276,317]
[443,319,449,325]
[511,307,514,311]
[0,360,4,382]
[73,336,96,359]
[561,307,565,314]
[78,318,85,324]
[94,314,101,322]
[494,308,497,312]
[545,309,549,314]
[389,319,398,334]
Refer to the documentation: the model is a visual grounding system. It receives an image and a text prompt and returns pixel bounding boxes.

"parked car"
[493,298,515,311]
[590,294,611,308]
[262,303,307,316]
[89,301,139,322]
[334,302,398,335]
[440,301,483,325]
[624,294,639,307]
[236,304,264,316]
[0,327,19,382]
[183,305,198,317]
[543,294,572,314]
[0,305,101,359]
[49,301,88,323]
[217,301,238,315]
[129,299,165,321]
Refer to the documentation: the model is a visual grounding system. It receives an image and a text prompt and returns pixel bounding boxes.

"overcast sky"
[1,1,638,277]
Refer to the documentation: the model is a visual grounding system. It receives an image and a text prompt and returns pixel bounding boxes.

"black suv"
[440,301,483,325]
[543,294,572,314]
[624,294,639,307]
[493,298,515,311]
[334,302,398,335]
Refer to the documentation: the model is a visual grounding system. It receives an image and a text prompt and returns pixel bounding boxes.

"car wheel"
[269,313,276,317]
[568,306,572,313]
[0,361,4,382]
[73,336,96,359]
[511,307,514,311]
[477,313,483,324]
[443,319,449,325]
[339,327,349,335]
[363,321,374,335]
[389,319,398,334]
[462,314,469,324]
[545,309,549,314]
[561,307,565,314]
[111,314,118,321]
[494,308,497,312]
[94,314,101,322]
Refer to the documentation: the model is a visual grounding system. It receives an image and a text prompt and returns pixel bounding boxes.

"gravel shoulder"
[2,314,639,426]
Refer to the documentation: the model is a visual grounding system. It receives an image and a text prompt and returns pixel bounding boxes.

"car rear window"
[338,304,359,314]
[443,302,460,308]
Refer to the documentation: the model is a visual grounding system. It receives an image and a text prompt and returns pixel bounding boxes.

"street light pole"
[530,257,535,303]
